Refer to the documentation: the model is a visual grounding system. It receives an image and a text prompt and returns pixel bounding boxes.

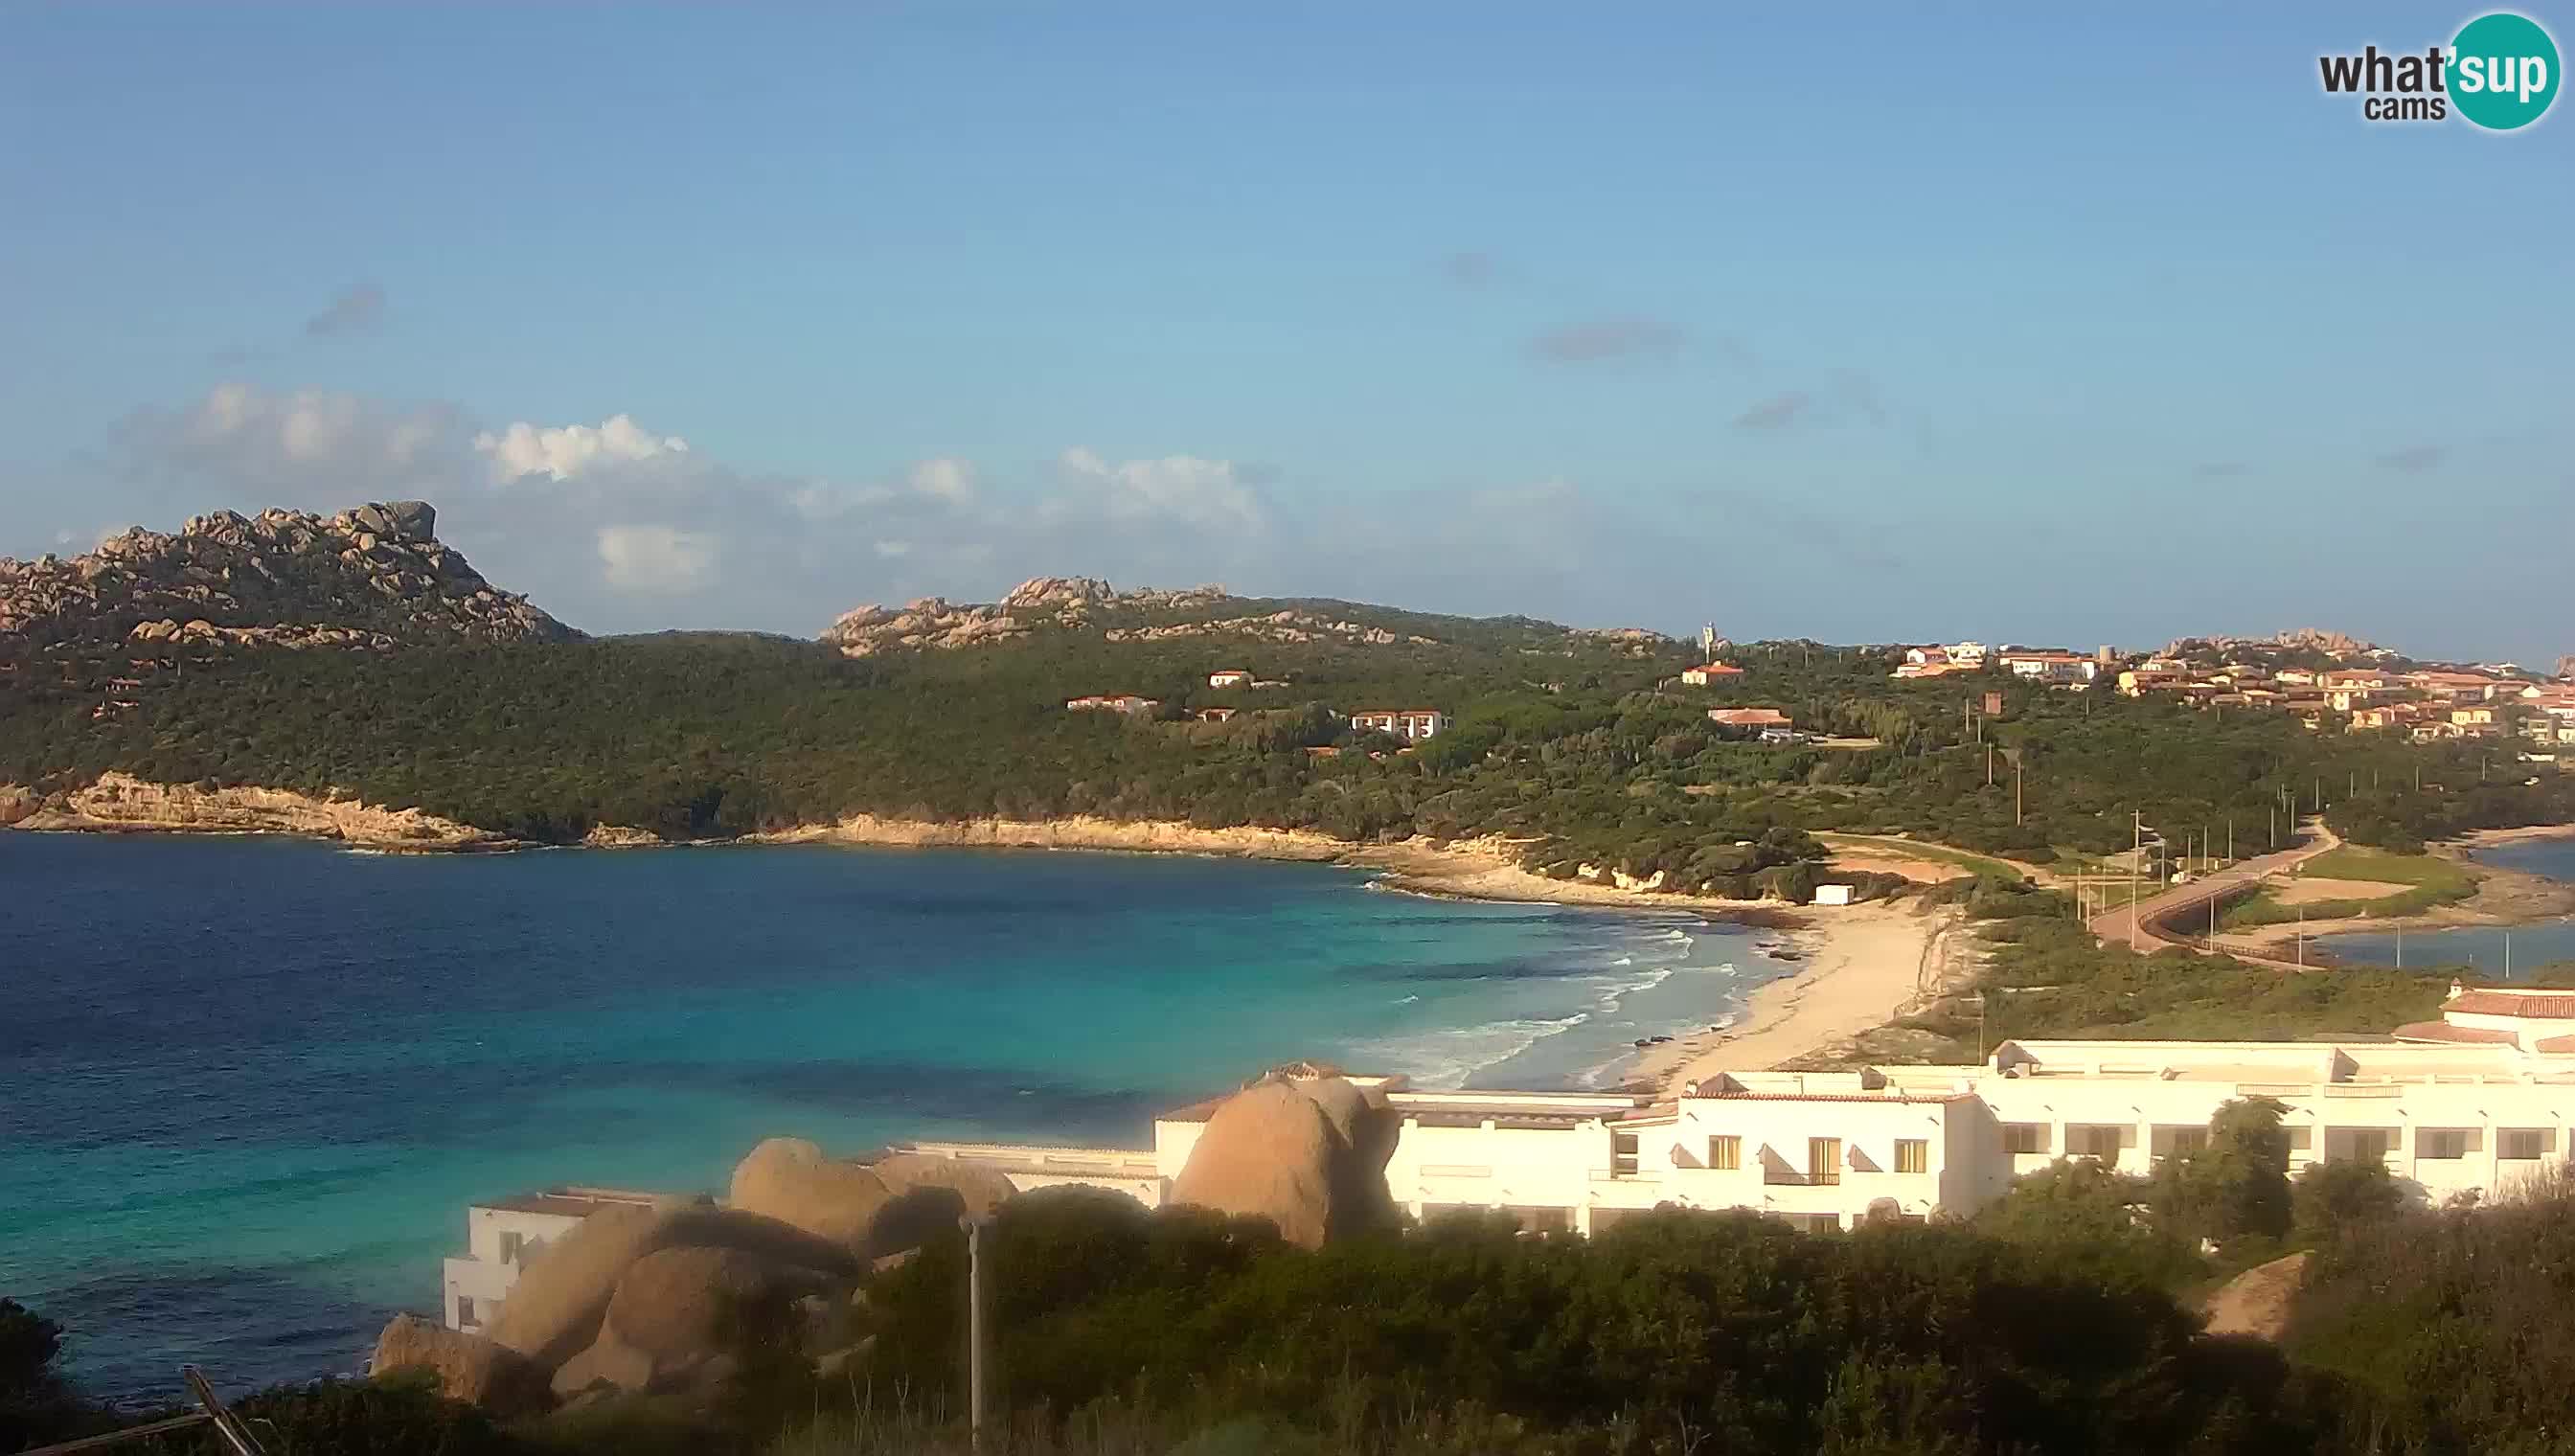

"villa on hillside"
[442,990,2575,1331]
[1996,649,2098,683]
[1349,708,1449,741]
[1208,670,1252,689]
[1066,694,1160,715]
[1681,662,1745,686]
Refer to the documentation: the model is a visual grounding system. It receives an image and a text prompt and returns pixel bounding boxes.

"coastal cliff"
[747,811,1352,860]
[0,771,507,849]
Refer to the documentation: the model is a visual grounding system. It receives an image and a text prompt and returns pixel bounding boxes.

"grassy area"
[2301,845,2480,890]
[2221,845,2480,928]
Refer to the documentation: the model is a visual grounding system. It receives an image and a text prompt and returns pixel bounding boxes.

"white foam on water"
[1344,1012,1590,1091]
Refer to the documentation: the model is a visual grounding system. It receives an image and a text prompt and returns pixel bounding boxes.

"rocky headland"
[0,499,573,659]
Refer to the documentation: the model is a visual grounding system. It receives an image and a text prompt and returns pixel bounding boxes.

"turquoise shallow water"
[2319,837,2575,974]
[0,833,1784,1400]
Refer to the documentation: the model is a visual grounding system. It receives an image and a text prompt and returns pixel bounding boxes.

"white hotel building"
[907,985,2575,1235]
[439,987,2575,1329]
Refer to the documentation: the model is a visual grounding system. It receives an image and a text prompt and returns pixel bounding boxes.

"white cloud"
[873,539,914,558]
[1054,446,1262,531]
[476,413,690,483]
[596,524,718,593]
[121,382,467,498]
[907,457,976,503]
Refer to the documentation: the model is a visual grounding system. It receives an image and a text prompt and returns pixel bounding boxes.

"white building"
[442,1187,669,1332]
[446,1004,2575,1314]
[1207,670,1252,689]
[1997,650,2098,683]
[1349,709,1449,741]
[886,1018,2575,1235]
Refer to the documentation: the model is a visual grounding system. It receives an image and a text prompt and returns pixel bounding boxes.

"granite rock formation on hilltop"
[0,500,575,657]
[819,576,1231,656]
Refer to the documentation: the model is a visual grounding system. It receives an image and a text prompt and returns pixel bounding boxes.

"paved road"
[2086,820,2342,962]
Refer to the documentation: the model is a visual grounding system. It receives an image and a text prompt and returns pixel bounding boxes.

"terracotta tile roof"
[2391,1020,2519,1045]
[2538,1035,2575,1054]
[2449,991,2575,1018]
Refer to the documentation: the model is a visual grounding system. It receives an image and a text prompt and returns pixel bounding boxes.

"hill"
[0,500,574,667]
[4,500,2571,892]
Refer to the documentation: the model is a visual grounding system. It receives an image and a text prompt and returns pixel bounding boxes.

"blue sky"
[3,6,2568,659]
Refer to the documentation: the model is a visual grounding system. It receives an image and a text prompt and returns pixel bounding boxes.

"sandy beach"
[1625,899,1965,1092]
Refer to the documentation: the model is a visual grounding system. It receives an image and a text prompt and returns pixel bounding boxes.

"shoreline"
[2455,823,2575,849]
[1626,899,1964,1092]
[6,776,1957,1089]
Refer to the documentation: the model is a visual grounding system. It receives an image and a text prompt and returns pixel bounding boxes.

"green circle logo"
[2450,11,2561,129]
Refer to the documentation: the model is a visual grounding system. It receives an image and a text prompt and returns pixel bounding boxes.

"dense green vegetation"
[28,1160,2575,1456]
[7,605,2568,893]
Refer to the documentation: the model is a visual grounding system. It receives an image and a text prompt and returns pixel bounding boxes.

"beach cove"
[3,830,1923,1399]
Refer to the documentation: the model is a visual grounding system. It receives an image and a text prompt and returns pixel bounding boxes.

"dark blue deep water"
[0,833,1781,1401]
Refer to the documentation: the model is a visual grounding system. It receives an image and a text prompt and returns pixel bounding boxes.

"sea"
[0,832,1789,1401]
[2320,836,2575,974]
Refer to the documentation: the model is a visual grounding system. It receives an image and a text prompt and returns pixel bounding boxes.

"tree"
[2152,1098,2292,1251]
[2291,1157,2407,1244]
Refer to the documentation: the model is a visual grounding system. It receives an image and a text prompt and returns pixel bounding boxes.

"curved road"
[2086,820,2342,967]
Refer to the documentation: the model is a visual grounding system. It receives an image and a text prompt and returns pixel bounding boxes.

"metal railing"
[19,1366,269,1456]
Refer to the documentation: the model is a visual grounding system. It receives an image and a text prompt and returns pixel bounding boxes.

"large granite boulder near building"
[1169,1072,1400,1248]
[730,1137,897,1249]
[484,1200,856,1374]
[732,1139,1028,1257]
[370,1313,551,1417]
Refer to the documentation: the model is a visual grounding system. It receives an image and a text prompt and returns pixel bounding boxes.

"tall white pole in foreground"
[963,1215,991,1449]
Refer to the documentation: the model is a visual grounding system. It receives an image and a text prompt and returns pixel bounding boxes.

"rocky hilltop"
[0,500,574,658]
[2160,627,2384,660]
[822,576,1231,656]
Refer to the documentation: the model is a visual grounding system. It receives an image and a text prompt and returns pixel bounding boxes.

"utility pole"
[2227,817,2235,863]
[2130,810,2143,952]
[2015,758,2024,826]
[2296,905,2305,968]
[962,1215,991,1449]
[2395,922,2403,970]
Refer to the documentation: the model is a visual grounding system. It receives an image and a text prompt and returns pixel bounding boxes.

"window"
[1611,1131,1639,1177]
[2420,1129,2470,1160]
[2163,1127,2207,1157]
[2003,1124,2047,1155]
[456,1295,477,1329]
[2348,1128,2395,1161]
[498,1231,525,1264]
[1894,1139,1928,1174]
[1809,1138,1842,1186]
[2071,1126,2124,1160]
[2502,1129,2552,1161]
[1707,1135,1741,1171]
